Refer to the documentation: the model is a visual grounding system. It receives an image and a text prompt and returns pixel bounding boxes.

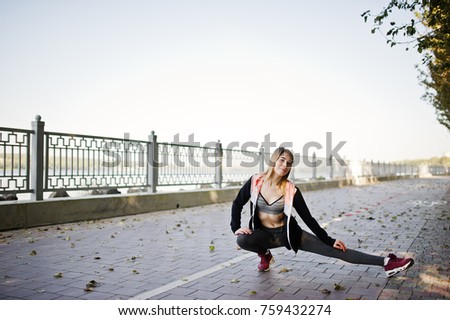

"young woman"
[230,147,414,277]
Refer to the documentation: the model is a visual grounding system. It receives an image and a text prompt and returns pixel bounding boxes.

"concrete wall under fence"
[0,175,414,231]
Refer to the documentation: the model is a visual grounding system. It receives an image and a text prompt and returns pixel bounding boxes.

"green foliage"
[362,0,450,131]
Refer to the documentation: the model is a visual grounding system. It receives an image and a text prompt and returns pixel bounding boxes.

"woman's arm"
[230,177,252,233]
[292,187,336,246]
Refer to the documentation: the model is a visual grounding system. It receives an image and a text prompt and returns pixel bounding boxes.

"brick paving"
[0,177,448,300]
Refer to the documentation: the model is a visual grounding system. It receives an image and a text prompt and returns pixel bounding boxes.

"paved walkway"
[0,177,449,300]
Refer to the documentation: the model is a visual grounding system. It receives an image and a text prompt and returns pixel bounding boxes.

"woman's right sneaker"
[384,253,414,277]
[257,251,274,272]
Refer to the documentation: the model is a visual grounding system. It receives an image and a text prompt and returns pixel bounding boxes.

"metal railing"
[44,131,148,192]
[0,127,32,194]
[157,142,217,187]
[0,116,438,201]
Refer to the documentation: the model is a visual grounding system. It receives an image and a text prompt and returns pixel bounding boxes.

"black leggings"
[236,226,384,266]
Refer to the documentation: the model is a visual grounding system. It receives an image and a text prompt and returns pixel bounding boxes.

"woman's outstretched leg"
[298,231,414,276]
[299,230,384,266]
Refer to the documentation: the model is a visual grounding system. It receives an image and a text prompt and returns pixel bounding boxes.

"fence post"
[31,115,44,201]
[288,148,296,182]
[215,141,223,189]
[147,131,158,193]
[329,155,333,180]
[376,160,381,177]
[312,152,317,180]
[259,146,265,173]
[343,158,349,180]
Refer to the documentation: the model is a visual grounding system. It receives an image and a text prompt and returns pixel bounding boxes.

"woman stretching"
[230,147,414,277]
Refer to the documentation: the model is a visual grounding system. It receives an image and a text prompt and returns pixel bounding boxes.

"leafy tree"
[362,0,450,131]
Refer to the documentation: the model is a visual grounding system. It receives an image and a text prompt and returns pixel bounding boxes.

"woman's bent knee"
[236,234,250,249]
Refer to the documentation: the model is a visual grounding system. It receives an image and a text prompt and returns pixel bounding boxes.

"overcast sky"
[1,0,449,162]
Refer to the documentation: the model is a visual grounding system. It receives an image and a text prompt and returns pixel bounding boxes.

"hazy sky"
[1,0,449,162]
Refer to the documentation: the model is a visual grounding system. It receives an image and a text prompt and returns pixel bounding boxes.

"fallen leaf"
[209,245,215,252]
[132,270,139,274]
[279,267,291,273]
[230,278,240,283]
[86,280,99,289]
[249,291,257,295]
[321,289,331,295]
[334,283,346,290]
[54,272,63,278]
[29,250,37,256]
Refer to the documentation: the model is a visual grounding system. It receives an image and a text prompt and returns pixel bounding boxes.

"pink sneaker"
[257,251,274,272]
[384,253,414,277]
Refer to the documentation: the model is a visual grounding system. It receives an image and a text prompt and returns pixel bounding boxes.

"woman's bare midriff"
[258,211,285,228]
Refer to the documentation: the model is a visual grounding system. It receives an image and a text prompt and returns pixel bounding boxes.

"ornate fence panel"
[157,142,216,187]
[222,148,263,184]
[0,127,32,194]
[44,132,148,192]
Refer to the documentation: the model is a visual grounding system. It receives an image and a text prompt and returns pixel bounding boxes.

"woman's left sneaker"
[384,253,414,277]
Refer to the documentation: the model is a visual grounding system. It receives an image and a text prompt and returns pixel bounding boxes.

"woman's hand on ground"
[234,227,252,235]
[333,239,347,252]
